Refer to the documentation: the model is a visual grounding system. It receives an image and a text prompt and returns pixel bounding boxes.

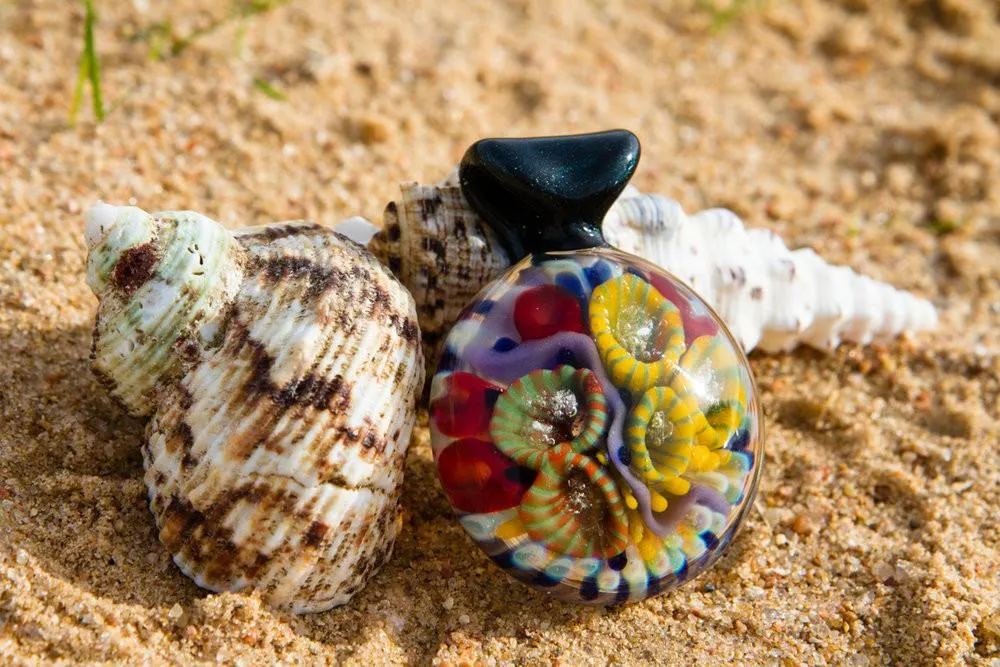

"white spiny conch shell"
[85,202,424,613]
[601,192,938,352]
[337,183,936,365]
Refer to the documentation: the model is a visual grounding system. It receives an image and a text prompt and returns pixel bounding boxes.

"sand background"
[1,0,998,664]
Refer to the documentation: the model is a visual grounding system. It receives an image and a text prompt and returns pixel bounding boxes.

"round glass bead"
[429,247,764,604]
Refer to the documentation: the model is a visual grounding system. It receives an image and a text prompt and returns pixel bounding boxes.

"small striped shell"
[368,183,510,371]
[85,203,424,613]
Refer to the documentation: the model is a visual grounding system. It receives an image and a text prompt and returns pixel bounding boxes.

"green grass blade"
[71,0,105,124]
[170,0,290,57]
[69,48,88,126]
[253,78,286,101]
[696,0,761,33]
[83,0,105,121]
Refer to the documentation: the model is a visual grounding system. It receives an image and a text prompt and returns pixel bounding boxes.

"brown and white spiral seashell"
[85,202,424,613]
[341,181,936,366]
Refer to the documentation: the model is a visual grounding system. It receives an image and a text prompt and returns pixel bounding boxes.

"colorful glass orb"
[430,248,764,605]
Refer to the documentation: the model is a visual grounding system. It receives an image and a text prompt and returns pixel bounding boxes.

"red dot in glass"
[436,438,531,513]
[513,284,586,341]
[431,372,499,438]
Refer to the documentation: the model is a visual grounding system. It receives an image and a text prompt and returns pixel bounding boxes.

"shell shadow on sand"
[0,320,590,662]
[0,321,205,608]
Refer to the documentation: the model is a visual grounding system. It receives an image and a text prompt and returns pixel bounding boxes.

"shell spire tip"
[84,201,151,249]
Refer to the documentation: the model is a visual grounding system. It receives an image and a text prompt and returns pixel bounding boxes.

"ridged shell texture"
[86,203,424,613]
[369,183,510,371]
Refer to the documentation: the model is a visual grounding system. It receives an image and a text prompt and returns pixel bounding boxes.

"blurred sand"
[1,0,998,664]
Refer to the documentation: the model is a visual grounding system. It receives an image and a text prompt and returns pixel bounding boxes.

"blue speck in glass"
[607,552,628,571]
[472,299,495,315]
[700,531,720,550]
[491,551,515,570]
[580,577,600,601]
[532,572,562,588]
[438,349,458,372]
[555,273,586,302]
[555,347,577,366]
[614,581,631,605]
[492,337,518,352]
[584,260,613,288]
[618,447,631,466]
[730,428,750,452]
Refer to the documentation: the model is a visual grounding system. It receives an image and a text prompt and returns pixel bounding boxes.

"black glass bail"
[458,130,641,259]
